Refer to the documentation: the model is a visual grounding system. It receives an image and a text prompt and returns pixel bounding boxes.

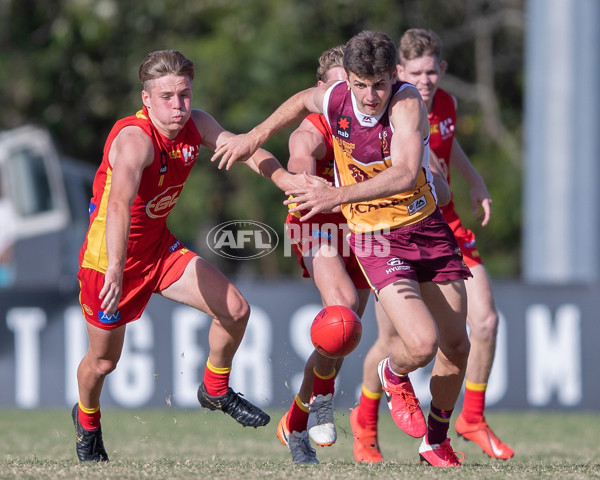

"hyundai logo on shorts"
[206,220,279,260]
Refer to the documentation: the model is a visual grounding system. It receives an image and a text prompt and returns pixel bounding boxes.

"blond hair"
[316,46,345,83]
[397,28,443,65]
[138,50,195,90]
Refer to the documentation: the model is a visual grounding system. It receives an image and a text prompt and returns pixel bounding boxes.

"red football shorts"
[78,234,197,329]
[443,211,483,269]
[286,212,369,290]
[347,208,472,293]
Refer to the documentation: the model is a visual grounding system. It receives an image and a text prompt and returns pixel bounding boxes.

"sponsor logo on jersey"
[206,220,279,260]
[98,310,121,324]
[181,145,199,164]
[336,115,352,138]
[146,185,183,219]
[407,196,427,215]
[439,118,455,139]
[349,197,400,215]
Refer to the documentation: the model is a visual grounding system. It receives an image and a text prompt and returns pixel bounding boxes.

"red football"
[310,305,362,358]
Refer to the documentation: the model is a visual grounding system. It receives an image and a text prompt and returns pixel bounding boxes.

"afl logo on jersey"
[146,185,183,218]
[336,115,352,139]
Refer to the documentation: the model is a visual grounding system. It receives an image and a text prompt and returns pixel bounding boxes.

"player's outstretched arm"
[450,138,492,226]
[194,110,304,192]
[211,85,328,171]
[285,89,431,220]
[244,147,307,192]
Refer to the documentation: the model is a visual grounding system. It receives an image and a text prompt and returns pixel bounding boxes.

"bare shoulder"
[191,109,226,150]
[390,84,429,131]
[190,109,216,132]
[393,83,423,104]
[289,117,327,158]
[291,117,323,143]
[110,125,154,168]
[305,82,332,114]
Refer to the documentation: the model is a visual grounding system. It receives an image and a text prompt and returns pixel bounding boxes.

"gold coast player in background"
[276,46,372,465]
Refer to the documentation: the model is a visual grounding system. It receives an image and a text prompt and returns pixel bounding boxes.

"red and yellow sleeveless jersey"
[323,81,437,233]
[428,88,458,218]
[79,106,202,274]
[306,113,335,182]
[287,113,347,224]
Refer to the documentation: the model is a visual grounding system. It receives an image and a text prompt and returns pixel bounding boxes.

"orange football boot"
[350,406,383,463]
[455,413,514,459]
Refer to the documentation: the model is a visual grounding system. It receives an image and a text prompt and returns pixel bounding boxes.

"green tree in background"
[0,0,524,277]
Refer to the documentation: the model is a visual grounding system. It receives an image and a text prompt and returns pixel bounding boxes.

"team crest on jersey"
[348,164,370,183]
[336,115,352,139]
[348,164,382,183]
[380,130,389,156]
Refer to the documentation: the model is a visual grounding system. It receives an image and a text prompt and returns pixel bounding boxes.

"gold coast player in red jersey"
[73,50,299,462]
[213,31,471,468]
[276,46,371,465]
[397,28,514,460]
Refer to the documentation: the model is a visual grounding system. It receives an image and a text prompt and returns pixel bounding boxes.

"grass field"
[1,408,598,479]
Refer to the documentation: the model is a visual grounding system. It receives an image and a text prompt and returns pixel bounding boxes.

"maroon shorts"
[444,212,483,269]
[78,233,197,329]
[286,213,369,290]
[347,209,471,293]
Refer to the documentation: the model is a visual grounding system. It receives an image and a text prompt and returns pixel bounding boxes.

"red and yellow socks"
[356,385,382,428]
[78,400,101,431]
[312,367,336,397]
[461,380,487,423]
[287,395,309,433]
[203,359,231,397]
